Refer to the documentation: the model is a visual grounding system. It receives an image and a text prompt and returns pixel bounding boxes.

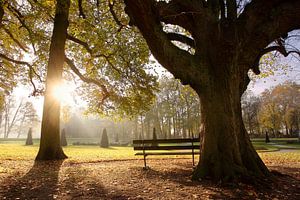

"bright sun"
[52,82,75,105]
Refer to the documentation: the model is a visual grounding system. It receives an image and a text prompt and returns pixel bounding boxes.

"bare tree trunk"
[36,0,70,160]
[167,117,171,139]
[17,113,26,138]
[4,105,9,138]
[6,101,23,137]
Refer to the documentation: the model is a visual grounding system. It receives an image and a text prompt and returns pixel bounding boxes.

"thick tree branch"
[208,0,220,20]
[0,2,4,25]
[155,0,205,33]
[252,40,300,75]
[7,4,37,53]
[219,0,225,20]
[0,53,42,95]
[65,56,109,104]
[125,0,203,86]
[108,1,126,32]
[227,0,237,20]
[0,53,31,67]
[66,33,92,54]
[2,27,28,52]
[166,33,195,48]
[66,34,122,74]
[239,0,300,64]
[78,0,86,19]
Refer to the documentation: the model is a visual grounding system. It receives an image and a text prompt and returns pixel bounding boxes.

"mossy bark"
[36,0,70,160]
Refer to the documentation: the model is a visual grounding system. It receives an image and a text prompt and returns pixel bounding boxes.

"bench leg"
[192,149,195,166]
[143,154,147,168]
[142,155,150,170]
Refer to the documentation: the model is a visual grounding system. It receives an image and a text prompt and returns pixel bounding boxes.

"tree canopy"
[0,0,158,115]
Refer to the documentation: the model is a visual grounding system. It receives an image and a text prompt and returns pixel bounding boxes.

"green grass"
[251,138,300,152]
[0,138,299,162]
[0,143,135,161]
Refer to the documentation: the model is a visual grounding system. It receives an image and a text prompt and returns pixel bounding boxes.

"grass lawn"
[0,143,136,161]
[0,137,299,161]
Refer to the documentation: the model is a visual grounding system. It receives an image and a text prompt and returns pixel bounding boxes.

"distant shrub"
[72,142,99,146]
[61,128,68,146]
[100,128,109,148]
[265,132,270,143]
[25,128,33,145]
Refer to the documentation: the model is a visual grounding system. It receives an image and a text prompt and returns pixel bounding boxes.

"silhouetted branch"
[7,3,37,53]
[2,27,28,52]
[108,0,126,32]
[78,0,86,19]
[65,56,110,104]
[67,34,92,54]
[0,53,42,95]
[166,33,195,48]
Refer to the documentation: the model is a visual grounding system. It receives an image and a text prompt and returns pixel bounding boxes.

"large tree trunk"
[36,0,70,160]
[123,0,297,181]
[192,71,270,181]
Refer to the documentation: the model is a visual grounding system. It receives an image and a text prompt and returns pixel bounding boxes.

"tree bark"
[192,68,270,181]
[36,0,70,160]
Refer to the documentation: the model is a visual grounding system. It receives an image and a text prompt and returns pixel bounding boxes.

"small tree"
[265,132,270,143]
[60,128,67,147]
[100,128,109,148]
[25,128,33,145]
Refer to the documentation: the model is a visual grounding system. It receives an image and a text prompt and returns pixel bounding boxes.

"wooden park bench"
[133,138,200,168]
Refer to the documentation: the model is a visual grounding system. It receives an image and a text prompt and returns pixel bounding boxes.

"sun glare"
[52,82,75,105]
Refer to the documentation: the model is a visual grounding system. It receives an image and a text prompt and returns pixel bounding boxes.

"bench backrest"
[133,138,200,151]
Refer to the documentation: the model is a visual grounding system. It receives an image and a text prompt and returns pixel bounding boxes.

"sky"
[248,56,299,94]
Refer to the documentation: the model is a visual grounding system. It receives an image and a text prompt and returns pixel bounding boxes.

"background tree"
[2,95,23,138]
[124,0,300,180]
[17,101,39,138]
[100,128,109,148]
[265,132,270,143]
[241,90,261,137]
[258,82,300,137]
[152,127,158,146]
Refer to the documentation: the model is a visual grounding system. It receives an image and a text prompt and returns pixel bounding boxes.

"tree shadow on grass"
[2,160,130,200]
[59,164,130,199]
[2,160,63,200]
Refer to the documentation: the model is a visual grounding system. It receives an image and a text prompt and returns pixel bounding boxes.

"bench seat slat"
[135,152,200,156]
[133,138,199,144]
[134,145,200,151]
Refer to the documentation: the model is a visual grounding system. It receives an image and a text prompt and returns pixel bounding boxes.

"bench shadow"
[2,160,63,199]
